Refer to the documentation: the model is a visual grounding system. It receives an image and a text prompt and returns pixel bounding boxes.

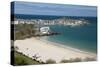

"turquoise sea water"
[43,21,97,54]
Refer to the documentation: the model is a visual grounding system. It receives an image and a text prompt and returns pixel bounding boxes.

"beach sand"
[14,37,96,63]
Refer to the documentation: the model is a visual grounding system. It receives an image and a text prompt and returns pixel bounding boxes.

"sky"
[12,1,97,17]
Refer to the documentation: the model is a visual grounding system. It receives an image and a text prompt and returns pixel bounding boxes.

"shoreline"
[38,37,96,56]
[14,37,97,63]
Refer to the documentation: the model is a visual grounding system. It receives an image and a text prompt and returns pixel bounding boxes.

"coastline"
[39,37,96,56]
[14,37,97,63]
[39,38,96,56]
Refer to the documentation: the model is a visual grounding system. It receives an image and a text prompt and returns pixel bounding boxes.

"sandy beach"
[14,37,96,63]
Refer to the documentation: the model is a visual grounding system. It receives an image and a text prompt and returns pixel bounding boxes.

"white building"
[40,27,50,34]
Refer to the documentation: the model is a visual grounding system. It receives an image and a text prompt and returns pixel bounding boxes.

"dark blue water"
[13,14,97,20]
[14,14,97,54]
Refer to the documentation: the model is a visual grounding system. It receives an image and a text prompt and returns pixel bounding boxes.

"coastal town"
[12,18,89,36]
[13,18,89,26]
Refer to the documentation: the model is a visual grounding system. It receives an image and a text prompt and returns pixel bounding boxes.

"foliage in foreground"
[60,57,96,63]
[60,58,82,63]
[14,51,42,66]
[14,51,96,65]
[45,59,56,64]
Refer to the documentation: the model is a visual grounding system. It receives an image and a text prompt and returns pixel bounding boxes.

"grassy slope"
[14,51,42,66]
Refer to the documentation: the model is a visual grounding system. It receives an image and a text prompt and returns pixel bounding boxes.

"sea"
[14,14,97,54]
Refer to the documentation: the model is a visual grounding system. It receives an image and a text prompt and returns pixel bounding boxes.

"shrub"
[60,59,71,63]
[84,57,96,61]
[60,58,82,63]
[14,24,36,40]
[46,59,56,64]
[70,58,82,62]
